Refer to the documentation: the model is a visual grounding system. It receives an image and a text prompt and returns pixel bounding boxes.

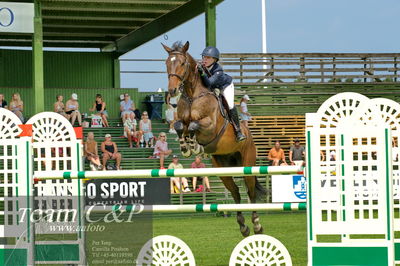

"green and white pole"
[34,165,304,181]
[87,203,307,213]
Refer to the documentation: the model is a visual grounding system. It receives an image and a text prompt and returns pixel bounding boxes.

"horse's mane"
[170,41,196,63]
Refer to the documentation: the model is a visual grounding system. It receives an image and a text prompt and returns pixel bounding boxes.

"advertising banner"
[271,175,307,202]
[0,2,34,33]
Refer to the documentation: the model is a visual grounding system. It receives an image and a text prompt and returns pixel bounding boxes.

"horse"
[162,41,266,236]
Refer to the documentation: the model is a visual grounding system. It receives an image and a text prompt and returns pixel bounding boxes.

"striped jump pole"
[87,203,307,213]
[34,165,304,181]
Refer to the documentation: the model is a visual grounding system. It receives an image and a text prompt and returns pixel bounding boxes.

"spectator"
[190,155,211,192]
[268,140,288,166]
[166,92,180,133]
[120,93,135,123]
[168,155,190,193]
[153,132,172,169]
[289,138,305,166]
[84,132,102,170]
[0,94,8,108]
[89,94,109,127]
[124,112,141,148]
[239,95,251,128]
[9,93,24,122]
[65,93,82,126]
[53,95,68,118]
[329,150,336,161]
[139,111,154,147]
[101,134,122,170]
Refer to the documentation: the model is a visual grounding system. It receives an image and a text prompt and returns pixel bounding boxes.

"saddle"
[214,89,229,121]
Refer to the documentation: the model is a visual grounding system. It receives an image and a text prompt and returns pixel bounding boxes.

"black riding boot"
[229,108,246,142]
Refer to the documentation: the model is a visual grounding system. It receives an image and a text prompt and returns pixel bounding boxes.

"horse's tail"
[255,177,267,200]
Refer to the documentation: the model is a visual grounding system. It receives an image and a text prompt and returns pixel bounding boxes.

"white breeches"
[223,82,235,109]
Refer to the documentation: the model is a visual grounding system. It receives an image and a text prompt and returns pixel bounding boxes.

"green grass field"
[85,211,307,266]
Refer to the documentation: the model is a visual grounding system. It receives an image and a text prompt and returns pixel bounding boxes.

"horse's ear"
[161,43,172,53]
[182,41,190,53]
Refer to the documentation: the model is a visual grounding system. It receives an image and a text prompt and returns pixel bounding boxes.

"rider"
[197,46,246,142]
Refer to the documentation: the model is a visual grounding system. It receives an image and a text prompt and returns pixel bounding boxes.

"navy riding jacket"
[200,63,232,90]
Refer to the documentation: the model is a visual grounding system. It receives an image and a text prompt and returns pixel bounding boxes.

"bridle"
[167,52,191,93]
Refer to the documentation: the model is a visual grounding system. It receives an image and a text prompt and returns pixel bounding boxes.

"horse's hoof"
[254,226,264,235]
[181,149,191,158]
[240,225,250,237]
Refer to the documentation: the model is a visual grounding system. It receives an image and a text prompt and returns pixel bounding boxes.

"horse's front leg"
[188,121,204,155]
[174,120,191,157]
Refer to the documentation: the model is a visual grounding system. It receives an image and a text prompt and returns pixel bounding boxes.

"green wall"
[0,49,116,88]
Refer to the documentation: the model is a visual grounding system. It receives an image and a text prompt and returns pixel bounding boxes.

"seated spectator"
[169,155,190,193]
[239,95,252,128]
[139,111,154,147]
[53,95,68,118]
[84,132,102,170]
[124,112,142,148]
[268,140,288,166]
[120,93,136,123]
[166,92,180,133]
[101,134,122,170]
[65,93,82,126]
[0,94,8,108]
[289,138,305,166]
[191,156,211,192]
[9,93,24,122]
[89,94,109,127]
[153,132,172,169]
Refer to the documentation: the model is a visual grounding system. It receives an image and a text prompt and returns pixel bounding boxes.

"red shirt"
[191,162,205,168]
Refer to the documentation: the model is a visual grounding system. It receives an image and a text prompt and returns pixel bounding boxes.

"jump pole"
[34,165,304,181]
[87,202,307,213]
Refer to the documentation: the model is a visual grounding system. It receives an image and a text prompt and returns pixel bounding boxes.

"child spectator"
[120,93,136,123]
[124,112,141,148]
[169,155,190,193]
[153,132,172,169]
[289,138,305,166]
[90,94,109,127]
[139,111,154,147]
[0,94,8,108]
[101,134,122,170]
[84,132,102,170]
[191,156,211,192]
[268,140,288,166]
[65,93,82,126]
[239,95,251,128]
[54,95,68,118]
[9,93,24,122]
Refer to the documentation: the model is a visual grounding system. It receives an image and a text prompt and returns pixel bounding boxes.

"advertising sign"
[271,175,307,202]
[0,2,34,33]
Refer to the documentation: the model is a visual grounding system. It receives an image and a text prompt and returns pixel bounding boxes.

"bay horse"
[162,41,266,236]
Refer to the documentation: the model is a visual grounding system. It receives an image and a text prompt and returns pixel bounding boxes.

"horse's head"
[162,41,190,97]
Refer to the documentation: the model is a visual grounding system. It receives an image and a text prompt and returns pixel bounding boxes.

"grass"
[84,211,307,266]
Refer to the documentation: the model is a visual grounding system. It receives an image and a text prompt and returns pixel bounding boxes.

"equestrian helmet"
[201,46,220,60]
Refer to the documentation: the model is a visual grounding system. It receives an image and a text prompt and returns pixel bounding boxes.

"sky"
[120,0,400,91]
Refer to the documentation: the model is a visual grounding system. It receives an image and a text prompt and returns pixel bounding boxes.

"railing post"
[179,177,183,205]
[300,57,305,81]
[395,57,398,82]
[320,59,324,82]
[239,57,243,84]
[363,57,367,83]
[333,57,336,82]
[271,57,274,83]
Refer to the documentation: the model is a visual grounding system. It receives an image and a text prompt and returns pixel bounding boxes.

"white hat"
[72,93,78,100]
[243,95,250,100]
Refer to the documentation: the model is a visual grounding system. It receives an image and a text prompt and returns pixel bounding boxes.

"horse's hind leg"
[174,121,191,157]
[244,176,264,234]
[220,176,250,237]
